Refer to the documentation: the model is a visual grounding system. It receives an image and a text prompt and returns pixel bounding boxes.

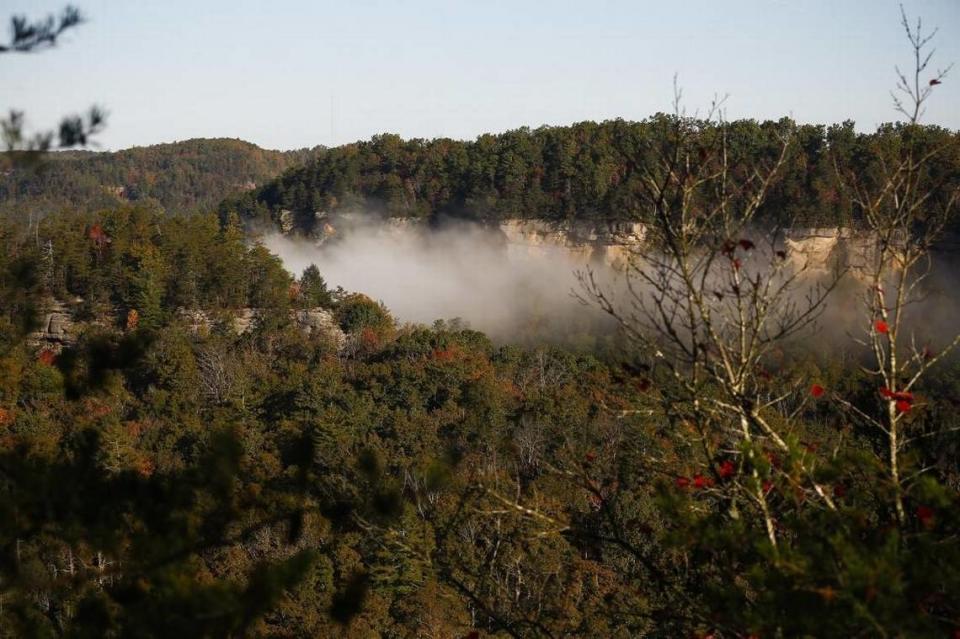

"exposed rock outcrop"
[176,306,346,347]
[783,228,917,279]
[28,299,346,353]
[29,298,79,351]
[497,219,646,270]
[293,308,347,347]
[232,308,258,334]
[293,212,959,282]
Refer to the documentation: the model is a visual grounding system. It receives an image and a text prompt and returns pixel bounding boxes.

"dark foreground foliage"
[0,207,958,637]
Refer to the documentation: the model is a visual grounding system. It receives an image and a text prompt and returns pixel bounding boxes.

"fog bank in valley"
[262,219,960,357]
[262,219,616,341]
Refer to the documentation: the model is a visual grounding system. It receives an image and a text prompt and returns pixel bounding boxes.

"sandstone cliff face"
[29,298,79,352]
[781,228,940,280]
[177,307,346,348]
[30,302,346,352]
[306,214,925,277]
[493,221,897,278]
[497,220,645,270]
[292,309,346,347]
[495,221,936,280]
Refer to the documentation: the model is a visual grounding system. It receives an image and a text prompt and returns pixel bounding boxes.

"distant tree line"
[222,117,960,233]
[1,138,323,217]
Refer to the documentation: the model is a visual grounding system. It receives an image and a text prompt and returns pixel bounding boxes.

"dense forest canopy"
[4,0,960,635]
[1,201,959,637]
[0,138,323,217]
[5,118,958,239]
[1,114,959,639]
[223,118,960,234]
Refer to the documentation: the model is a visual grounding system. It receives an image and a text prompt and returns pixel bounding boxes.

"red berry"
[718,460,736,479]
[693,475,714,489]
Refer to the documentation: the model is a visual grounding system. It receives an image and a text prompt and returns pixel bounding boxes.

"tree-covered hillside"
[2,204,959,637]
[223,118,960,233]
[1,138,323,216]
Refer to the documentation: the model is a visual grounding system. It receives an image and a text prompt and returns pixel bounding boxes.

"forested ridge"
[2,71,959,639]
[6,119,958,238]
[225,118,960,234]
[4,0,960,635]
[0,138,323,217]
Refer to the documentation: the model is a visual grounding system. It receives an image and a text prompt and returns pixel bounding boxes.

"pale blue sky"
[4,0,959,151]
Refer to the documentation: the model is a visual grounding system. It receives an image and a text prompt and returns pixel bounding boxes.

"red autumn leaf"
[136,457,156,478]
[87,223,111,248]
[675,477,690,489]
[432,347,457,362]
[896,399,912,414]
[360,328,380,349]
[915,505,935,527]
[718,460,736,479]
[738,238,755,251]
[881,387,913,402]
[762,480,774,494]
[732,258,742,270]
[584,451,597,463]
[37,350,57,366]
[810,384,825,398]
[88,223,105,241]
[815,586,838,602]
[875,320,889,334]
[693,474,714,489]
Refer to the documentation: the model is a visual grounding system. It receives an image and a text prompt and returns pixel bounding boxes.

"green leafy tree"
[298,264,333,308]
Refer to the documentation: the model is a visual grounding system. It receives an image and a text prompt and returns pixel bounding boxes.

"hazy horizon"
[6,0,959,152]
